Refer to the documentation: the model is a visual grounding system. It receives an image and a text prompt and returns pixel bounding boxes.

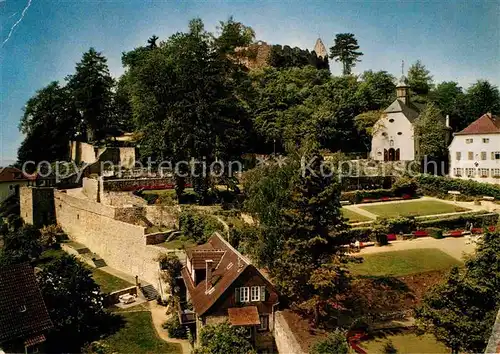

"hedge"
[346,212,498,241]
[340,177,418,204]
[417,211,498,230]
[415,174,500,200]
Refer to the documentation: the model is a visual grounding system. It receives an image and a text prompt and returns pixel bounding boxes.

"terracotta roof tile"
[228,306,261,326]
[455,113,500,135]
[0,263,53,343]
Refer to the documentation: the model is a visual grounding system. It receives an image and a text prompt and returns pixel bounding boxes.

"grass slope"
[100,311,181,354]
[359,200,468,218]
[341,208,372,223]
[351,248,462,277]
[92,268,133,294]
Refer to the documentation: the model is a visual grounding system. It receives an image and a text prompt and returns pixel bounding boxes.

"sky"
[1,0,499,166]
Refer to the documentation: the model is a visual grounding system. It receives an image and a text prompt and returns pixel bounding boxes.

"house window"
[466,138,473,144]
[465,168,475,177]
[397,132,402,135]
[493,169,500,177]
[483,138,490,143]
[456,152,461,160]
[237,287,249,302]
[468,152,474,160]
[479,168,489,177]
[251,286,260,302]
[493,152,500,160]
[382,132,387,137]
[389,118,395,123]
[481,151,487,160]
[390,140,394,147]
[453,168,463,177]
[259,314,269,331]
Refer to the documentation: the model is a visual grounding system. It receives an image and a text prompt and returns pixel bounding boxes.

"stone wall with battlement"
[54,190,165,286]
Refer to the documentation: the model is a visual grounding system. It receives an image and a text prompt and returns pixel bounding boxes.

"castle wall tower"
[20,186,56,227]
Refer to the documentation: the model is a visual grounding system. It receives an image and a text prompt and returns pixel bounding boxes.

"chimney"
[446,115,450,128]
[205,259,213,291]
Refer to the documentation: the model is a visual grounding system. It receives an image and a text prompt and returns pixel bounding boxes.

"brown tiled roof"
[182,233,252,316]
[455,113,500,135]
[0,167,30,183]
[0,263,53,344]
[187,249,225,269]
[228,306,261,326]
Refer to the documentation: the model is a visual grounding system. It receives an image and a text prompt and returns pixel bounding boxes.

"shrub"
[179,209,224,244]
[162,317,187,339]
[345,227,372,242]
[310,329,349,354]
[417,212,498,230]
[386,216,416,234]
[427,227,444,239]
[392,176,418,197]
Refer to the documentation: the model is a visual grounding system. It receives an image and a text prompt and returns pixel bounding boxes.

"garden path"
[148,301,192,354]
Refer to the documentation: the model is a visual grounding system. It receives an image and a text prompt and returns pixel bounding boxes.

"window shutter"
[260,286,266,301]
[235,287,240,303]
[492,152,495,160]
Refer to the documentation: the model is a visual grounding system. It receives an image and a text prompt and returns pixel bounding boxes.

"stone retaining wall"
[274,311,306,354]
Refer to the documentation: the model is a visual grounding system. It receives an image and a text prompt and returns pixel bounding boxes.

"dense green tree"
[268,45,329,70]
[407,60,433,96]
[414,103,449,164]
[329,33,363,75]
[194,322,255,354]
[0,225,42,265]
[354,110,384,151]
[416,231,500,353]
[66,48,115,141]
[460,80,500,129]
[125,19,248,202]
[38,255,107,352]
[244,150,351,325]
[112,73,135,133]
[357,70,396,110]
[309,329,349,354]
[213,16,255,55]
[429,81,464,128]
[17,81,79,165]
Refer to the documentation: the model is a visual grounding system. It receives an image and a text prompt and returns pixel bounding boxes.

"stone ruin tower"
[313,38,328,59]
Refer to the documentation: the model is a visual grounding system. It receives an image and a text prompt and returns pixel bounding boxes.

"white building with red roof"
[449,113,500,184]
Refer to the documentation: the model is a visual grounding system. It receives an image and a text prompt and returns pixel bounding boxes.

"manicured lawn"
[360,332,448,353]
[99,311,181,354]
[350,248,462,277]
[341,208,372,223]
[359,200,469,218]
[92,269,133,294]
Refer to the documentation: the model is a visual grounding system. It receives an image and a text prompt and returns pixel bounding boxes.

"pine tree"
[67,48,115,141]
[329,33,363,75]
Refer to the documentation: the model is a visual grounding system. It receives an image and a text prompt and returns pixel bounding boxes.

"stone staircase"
[140,284,159,301]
